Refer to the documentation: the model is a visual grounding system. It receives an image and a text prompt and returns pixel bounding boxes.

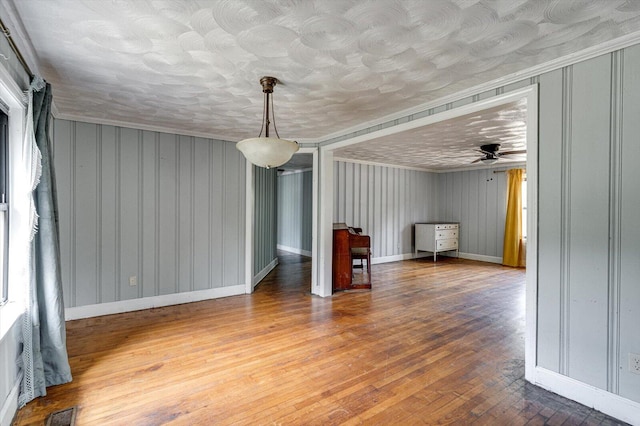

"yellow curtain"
[503,168,526,267]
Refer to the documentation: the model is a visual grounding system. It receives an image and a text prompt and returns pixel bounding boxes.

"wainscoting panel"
[53,119,246,309]
[566,54,611,390]
[437,168,508,259]
[277,171,312,254]
[119,128,141,300]
[141,130,158,298]
[157,132,178,296]
[223,145,246,287]
[73,122,99,306]
[193,138,215,292]
[333,161,438,258]
[619,44,640,403]
[537,68,564,373]
[536,45,640,404]
[254,166,278,280]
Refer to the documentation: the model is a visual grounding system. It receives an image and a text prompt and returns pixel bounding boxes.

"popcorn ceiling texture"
[334,99,527,170]
[11,0,640,151]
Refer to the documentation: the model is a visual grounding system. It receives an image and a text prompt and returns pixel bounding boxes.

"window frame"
[0,66,28,341]
[0,108,7,305]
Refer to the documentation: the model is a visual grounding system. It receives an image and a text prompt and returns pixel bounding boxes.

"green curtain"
[502,168,526,267]
[19,77,72,407]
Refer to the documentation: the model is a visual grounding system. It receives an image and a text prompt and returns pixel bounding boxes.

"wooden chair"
[351,247,371,276]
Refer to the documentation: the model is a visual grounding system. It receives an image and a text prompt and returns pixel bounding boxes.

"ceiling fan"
[472,143,526,164]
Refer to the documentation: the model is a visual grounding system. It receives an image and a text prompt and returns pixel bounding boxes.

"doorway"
[314,85,538,381]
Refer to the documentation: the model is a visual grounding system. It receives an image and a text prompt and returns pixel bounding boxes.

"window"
[521,176,527,240]
[0,109,7,305]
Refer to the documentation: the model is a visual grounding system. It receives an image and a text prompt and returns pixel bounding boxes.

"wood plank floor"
[14,253,628,425]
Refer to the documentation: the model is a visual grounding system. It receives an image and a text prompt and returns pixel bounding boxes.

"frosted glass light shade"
[236,137,299,169]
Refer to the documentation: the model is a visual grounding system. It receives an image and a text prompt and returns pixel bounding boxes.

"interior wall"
[537,45,640,403]
[325,44,640,413]
[253,166,278,279]
[333,161,438,260]
[437,167,510,261]
[277,171,312,255]
[0,320,20,425]
[52,119,246,309]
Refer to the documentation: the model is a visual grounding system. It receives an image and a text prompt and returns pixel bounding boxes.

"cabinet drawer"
[436,229,458,239]
[435,224,458,230]
[437,239,458,250]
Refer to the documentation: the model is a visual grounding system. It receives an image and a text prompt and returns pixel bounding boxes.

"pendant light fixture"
[236,76,299,169]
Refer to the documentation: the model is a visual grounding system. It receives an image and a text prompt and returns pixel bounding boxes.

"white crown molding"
[54,112,237,143]
[55,111,321,144]
[0,0,40,77]
[315,31,640,145]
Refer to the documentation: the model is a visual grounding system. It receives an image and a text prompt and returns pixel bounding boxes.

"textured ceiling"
[334,99,527,171]
[8,0,640,169]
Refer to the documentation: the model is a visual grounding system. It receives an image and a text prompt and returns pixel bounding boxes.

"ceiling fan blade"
[471,158,483,164]
[500,150,527,156]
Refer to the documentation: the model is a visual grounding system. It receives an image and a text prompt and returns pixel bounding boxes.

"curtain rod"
[0,17,34,79]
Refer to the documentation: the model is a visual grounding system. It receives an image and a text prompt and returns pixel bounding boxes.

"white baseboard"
[277,244,312,257]
[533,367,640,425]
[65,285,246,320]
[372,252,431,264]
[456,252,502,264]
[0,373,21,426]
[275,247,501,266]
[371,251,502,265]
[253,258,279,288]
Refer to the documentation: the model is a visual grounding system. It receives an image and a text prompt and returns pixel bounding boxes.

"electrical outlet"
[129,276,137,286]
[630,353,640,375]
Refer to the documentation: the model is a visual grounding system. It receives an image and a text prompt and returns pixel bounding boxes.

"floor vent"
[45,406,77,426]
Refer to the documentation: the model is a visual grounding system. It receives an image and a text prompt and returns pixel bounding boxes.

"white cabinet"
[415,223,459,262]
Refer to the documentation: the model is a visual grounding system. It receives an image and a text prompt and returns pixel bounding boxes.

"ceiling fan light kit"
[480,157,499,164]
[236,76,299,169]
[472,143,526,164]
